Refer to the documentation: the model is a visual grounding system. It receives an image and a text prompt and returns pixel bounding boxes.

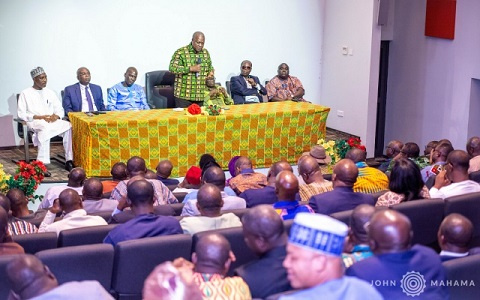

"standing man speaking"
[169,31,214,108]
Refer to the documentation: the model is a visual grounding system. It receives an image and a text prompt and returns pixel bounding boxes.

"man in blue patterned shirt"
[107,67,149,111]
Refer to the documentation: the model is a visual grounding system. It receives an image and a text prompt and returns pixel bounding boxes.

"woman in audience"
[376,158,430,207]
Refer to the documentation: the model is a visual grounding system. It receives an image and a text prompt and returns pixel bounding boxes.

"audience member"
[82,178,118,214]
[229,156,267,195]
[181,166,245,216]
[18,66,74,174]
[280,213,382,300]
[346,210,449,299]
[145,169,157,180]
[421,142,454,183]
[107,67,149,111]
[301,144,332,174]
[266,63,305,102]
[0,206,25,255]
[176,166,202,191]
[204,76,233,106]
[342,204,376,268]
[180,184,242,235]
[104,179,182,246]
[6,188,47,225]
[6,254,113,299]
[234,205,292,298]
[430,150,480,199]
[38,167,86,210]
[379,140,403,172]
[169,31,214,108]
[309,159,375,215]
[62,67,105,115]
[110,156,177,205]
[297,155,333,201]
[102,162,127,196]
[198,153,221,177]
[0,194,37,235]
[345,148,388,193]
[395,141,430,171]
[466,136,480,173]
[273,170,314,220]
[38,189,107,236]
[376,158,430,207]
[438,213,473,262]
[156,160,180,187]
[226,156,240,185]
[424,140,439,156]
[230,60,267,104]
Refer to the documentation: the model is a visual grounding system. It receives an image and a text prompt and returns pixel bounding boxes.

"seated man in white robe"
[17,67,74,175]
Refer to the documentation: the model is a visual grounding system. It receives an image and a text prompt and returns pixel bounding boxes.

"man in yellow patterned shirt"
[346,148,389,194]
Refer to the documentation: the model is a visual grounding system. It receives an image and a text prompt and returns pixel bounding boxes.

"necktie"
[85,86,94,111]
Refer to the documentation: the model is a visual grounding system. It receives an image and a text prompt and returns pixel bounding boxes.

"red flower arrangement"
[7,160,47,203]
[347,137,367,151]
[187,104,202,115]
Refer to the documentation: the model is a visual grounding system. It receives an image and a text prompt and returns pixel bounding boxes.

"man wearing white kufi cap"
[18,67,74,175]
[279,213,383,299]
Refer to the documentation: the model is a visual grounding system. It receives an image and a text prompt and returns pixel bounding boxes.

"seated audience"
[424,140,439,156]
[301,144,332,174]
[234,205,292,298]
[110,156,177,205]
[175,166,202,193]
[204,76,233,106]
[0,194,37,235]
[226,156,240,186]
[346,210,449,299]
[389,142,430,172]
[62,67,105,115]
[107,67,149,111]
[266,63,305,102]
[230,60,267,104]
[180,184,242,235]
[145,169,157,179]
[0,206,25,255]
[273,171,314,220]
[7,188,47,224]
[181,166,245,216]
[345,148,389,193]
[421,142,453,183]
[102,162,127,197]
[438,213,473,262]
[309,159,375,215]
[82,178,119,214]
[6,254,113,299]
[430,150,480,199]
[376,158,430,207]
[378,140,403,173]
[297,155,333,201]
[156,160,180,187]
[229,156,267,195]
[466,136,480,173]
[199,153,221,174]
[281,213,382,300]
[38,167,86,210]
[38,189,107,236]
[104,179,182,246]
[342,204,376,268]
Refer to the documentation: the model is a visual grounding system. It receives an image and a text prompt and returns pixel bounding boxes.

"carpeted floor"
[0,127,356,183]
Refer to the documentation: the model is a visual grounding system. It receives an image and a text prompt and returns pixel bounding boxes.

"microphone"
[196,57,202,78]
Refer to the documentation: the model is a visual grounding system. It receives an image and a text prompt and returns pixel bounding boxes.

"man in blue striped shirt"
[107,67,149,111]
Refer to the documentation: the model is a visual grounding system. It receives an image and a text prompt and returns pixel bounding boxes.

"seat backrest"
[145,70,176,109]
[0,254,24,299]
[13,232,57,254]
[36,244,114,290]
[57,224,117,247]
[169,203,185,216]
[445,192,480,247]
[425,174,436,189]
[391,198,445,248]
[111,234,192,299]
[330,209,353,225]
[173,191,187,202]
[469,171,480,183]
[221,208,250,220]
[442,255,480,299]
[88,211,113,222]
[225,80,232,97]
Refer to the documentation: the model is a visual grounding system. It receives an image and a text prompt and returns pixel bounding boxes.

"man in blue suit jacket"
[63,67,105,116]
[230,60,267,105]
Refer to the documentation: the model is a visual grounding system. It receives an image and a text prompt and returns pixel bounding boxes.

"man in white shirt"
[18,67,74,174]
[37,167,86,210]
[429,150,480,199]
[38,188,107,236]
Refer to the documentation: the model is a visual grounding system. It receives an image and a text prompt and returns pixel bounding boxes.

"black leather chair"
[443,255,480,299]
[111,234,192,300]
[445,192,480,247]
[225,80,232,97]
[13,232,57,254]
[330,209,353,225]
[36,244,114,290]
[469,170,480,183]
[169,203,185,216]
[57,224,117,247]
[221,208,250,220]
[0,254,24,299]
[172,191,188,203]
[145,70,176,109]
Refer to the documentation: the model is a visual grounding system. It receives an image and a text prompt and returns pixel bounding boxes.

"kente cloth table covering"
[69,102,330,177]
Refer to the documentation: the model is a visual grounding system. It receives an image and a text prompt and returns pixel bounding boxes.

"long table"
[69,102,330,177]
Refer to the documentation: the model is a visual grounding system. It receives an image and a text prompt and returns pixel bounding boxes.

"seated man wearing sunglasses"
[230,60,267,105]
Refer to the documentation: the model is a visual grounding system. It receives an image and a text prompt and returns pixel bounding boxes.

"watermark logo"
[400,271,426,297]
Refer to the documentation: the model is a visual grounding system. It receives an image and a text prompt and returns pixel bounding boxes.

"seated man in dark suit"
[63,67,105,116]
[438,213,473,262]
[309,159,375,215]
[230,60,267,104]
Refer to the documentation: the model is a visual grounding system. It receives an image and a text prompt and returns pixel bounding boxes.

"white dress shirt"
[38,209,108,236]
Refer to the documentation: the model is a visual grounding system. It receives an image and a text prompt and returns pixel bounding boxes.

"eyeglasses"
[241,66,252,70]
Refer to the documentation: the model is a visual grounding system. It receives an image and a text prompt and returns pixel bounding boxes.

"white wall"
[385,0,480,150]
[321,0,382,155]
[0,0,325,147]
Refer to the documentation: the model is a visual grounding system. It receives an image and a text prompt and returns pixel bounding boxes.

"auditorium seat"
[192,226,257,277]
[89,210,114,222]
[443,255,480,299]
[469,170,480,184]
[169,202,184,216]
[111,234,192,300]
[173,191,187,202]
[0,254,23,299]
[323,173,332,181]
[444,192,480,247]
[12,232,57,254]
[57,224,117,247]
[221,208,250,220]
[330,209,353,225]
[145,70,176,109]
[36,244,114,291]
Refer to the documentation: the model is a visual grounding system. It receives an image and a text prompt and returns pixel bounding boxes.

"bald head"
[369,210,412,254]
[193,233,231,276]
[111,162,127,181]
[467,136,480,157]
[235,156,253,175]
[349,204,376,244]
[156,160,173,178]
[345,148,366,163]
[0,206,8,240]
[275,171,299,201]
[59,189,83,214]
[332,159,358,187]
[67,167,86,187]
[438,213,473,253]
[82,178,103,200]
[197,184,223,215]
[145,169,157,180]
[401,142,420,158]
[267,161,292,183]
[386,140,403,158]
[202,166,226,188]
[448,150,470,173]
[127,156,147,176]
[298,156,320,176]
[6,188,26,211]
[127,178,154,207]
